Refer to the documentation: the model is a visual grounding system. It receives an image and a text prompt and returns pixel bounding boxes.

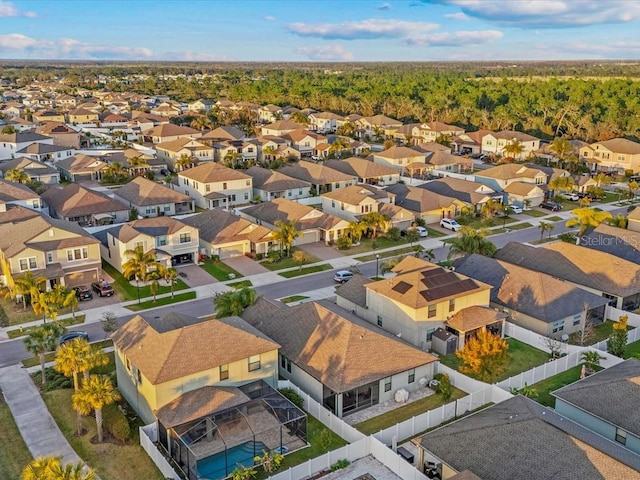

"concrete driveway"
[176,263,218,287]
[299,242,344,261]
[224,255,270,276]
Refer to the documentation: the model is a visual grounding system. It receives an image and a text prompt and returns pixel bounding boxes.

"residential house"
[337,256,496,351]
[355,115,402,139]
[181,208,276,258]
[240,197,349,245]
[142,124,201,144]
[418,177,501,213]
[454,254,609,337]
[199,126,245,144]
[481,130,541,160]
[391,123,421,144]
[102,148,167,174]
[0,131,53,160]
[372,146,426,173]
[178,163,253,209]
[421,150,473,175]
[213,140,260,165]
[0,215,102,289]
[150,102,182,117]
[99,217,200,272]
[628,207,640,232]
[54,94,79,109]
[450,129,493,155]
[56,154,107,182]
[260,119,305,137]
[553,358,640,455]
[503,182,546,208]
[308,111,343,133]
[411,122,465,144]
[156,138,214,168]
[15,142,75,163]
[99,113,130,127]
[0,178,44,213]
[496,241,640,310]
[386,183,469,224]
[580,224,640,265]
[574,174,598,194]
[187,99,215,112]
[279,160,356,195]
[35,122,82,149]
[324,158,400,187]
[257,104,283,124]
[475,163,548,191]
[1,102,25,118]
[243,298,437,418]
[67,107,99,125]
[0,204,40,225]
[415,395,640,480]
[6,116,37,132]
[580,138,640,174]
[42,184,129,226]
[0,157,60,184]
[281,129,326,157]
[32,110,66,123]
[112,176,194,218]
[245,166,311,202]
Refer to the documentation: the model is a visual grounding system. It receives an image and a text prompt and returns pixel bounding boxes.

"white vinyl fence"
[139,424,182,480]
[436,363,491,393]
[496,351,582,391]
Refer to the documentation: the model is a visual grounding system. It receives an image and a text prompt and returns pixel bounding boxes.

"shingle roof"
[418,177,498,205]
[445,306,507,332]
[580,224,640,264]
[110,216,190,242]
[335,273,371,308]
[113,177,191,206]
[200,126,245,141]
[242,299,435,393]
[56,154,107,174]
[476,164,547,181]
[179,162,251,183]
[322,185,389,204]
[241,197,344,231]
[495,242,640,298]
[143,123,199,138]
[553,358,640,436]
[324,158,398,179]
[0,205,40,225]
[491,130,540,142]
[453,254,609,323]
[419,395,640,480]
[111,314,279,384]
[0,178,39,202]
[591,138,640,155]
[0,157,58,176]
[155,137,210,153]
[375,145,425,160]
[181,208,273,244]
[245,166,310,192]
[0,131,50,144]
[386,183,465,213]
[41,184,126,218]
[262,119,305,131]
[279,160,355,184]
[16,142,71,155]
[503,181,543,195]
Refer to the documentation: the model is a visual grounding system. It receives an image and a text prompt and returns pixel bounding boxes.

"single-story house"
[385,183,470,224]
[42,184,129,226]
[0,157,60,184]
[56,154,107,182]
[245,166,311,202]
[112,176,194,217]
[324,157,400,187]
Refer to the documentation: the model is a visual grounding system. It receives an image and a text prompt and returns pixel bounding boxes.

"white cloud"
[288,18,439,40]
[296,44,354,61]
[264,15,276,21]
[406,29,503,46]
[0,1,36,17]
[377,2,391,10]
[0,33,38,49]
[160,50,230,61]
[427,0,640,27]
[445,12,468,20]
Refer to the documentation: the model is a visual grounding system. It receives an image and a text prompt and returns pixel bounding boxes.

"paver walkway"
[0,364,82,465]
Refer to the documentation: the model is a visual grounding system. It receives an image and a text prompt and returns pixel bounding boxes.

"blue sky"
[1,0,640,61]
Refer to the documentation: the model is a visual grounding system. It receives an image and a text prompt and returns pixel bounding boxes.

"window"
[66,248,88,262]
[32,200,40,209]
[219,364,229,380]
[135,241,144,250]
[223,182,227,189]
[248,355,261,372]
[426,328,436,342]
[428,304,437,318]
[156,236,167,247]
[377,315,383,327]
[163,205,171,212]
[46,252,53,264]
[449,299,455,312]
[552,320,565,333]
[408,369,415,384]
[244,192,249,200]
[246,180,251,186]
[205,184,211,192]
[230,194,236,202]
[331,200,335,208]
[615,428,627,445]
[179,233,191,244]
[280,355,292,373]
[573,314,582,326]
[384,376,392,392]
[145,207,154,214]
[19,257,37,271]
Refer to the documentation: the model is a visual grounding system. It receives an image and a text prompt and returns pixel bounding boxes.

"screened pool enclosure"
[156,381,307,480]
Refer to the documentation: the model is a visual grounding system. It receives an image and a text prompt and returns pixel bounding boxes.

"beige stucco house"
[178,163,253,209]
[579,138,640,174]
[372,146,426,173]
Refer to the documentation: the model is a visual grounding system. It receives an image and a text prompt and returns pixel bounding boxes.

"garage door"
[65,270,98,287]
[218,244,245,259]
[295,230,319,245]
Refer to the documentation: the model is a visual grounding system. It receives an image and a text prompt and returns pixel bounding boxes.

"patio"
[344,387,435,426]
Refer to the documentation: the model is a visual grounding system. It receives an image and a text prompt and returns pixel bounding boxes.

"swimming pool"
[196,441,268,480]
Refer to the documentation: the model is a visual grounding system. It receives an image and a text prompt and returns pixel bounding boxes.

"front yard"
[340,236,409,255]
[438,338,550,383]
[102,261,188,302]
[279,264,332,278]
[260,248,321,271]
[0,398,32,480]
[200,258,243,281]
[355,246,421,262]
[0,297,75,327]
[126,291,197,311]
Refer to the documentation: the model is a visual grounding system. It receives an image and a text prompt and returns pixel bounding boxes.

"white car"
[509,205,523,214]
[333,271,354,283]
[561,192,580,201]
[440,218,462,232]
[415,226,429,237]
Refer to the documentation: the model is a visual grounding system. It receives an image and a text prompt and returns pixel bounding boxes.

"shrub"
[386,227,401,241]
[279,388,303,408]
[337,236,352,250]
[255,252,263,260]
[433,373,453,400]
[331,459,350,471]
[0,304,8,327]
[103,403,131,442]
[267,250,281,263]
[559,232,577,244]
[211,255,220,263]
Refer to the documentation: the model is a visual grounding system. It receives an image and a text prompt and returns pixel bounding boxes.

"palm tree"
[609,214,628,229]
[22,456,93,480]
[63,289,79,319]
[145,269,162,303]
[237,287,258,308]
[290,111,309,126]
[55,338,92,435]
[502,140,524,159]
[548,137,572,167]
[214,290,245,317]
[336,120,356,138]
[223,151,240,169]
[13,271,46,309]
[163,267,178,298]
[1,125,17,134]
[581,350,604,371]
[122,245,160,304]
[5,168,30,184]
[24,323,65,385]
[380,257,403,275]
[347,220,368,243]
[627,180,639,200]
[127,156,150,176]
[447,226,497,259]
[361,212,390,239]
[190,116,212,131]
[566,208,613,236]
[538,221,554,240]
[548,176,575,196]
[72,374,120,443]
[328,136,351,159]
[273,220,299,257]
[175,153,194,172]
[56,461,96,480]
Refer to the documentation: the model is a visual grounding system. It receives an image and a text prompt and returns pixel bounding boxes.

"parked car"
[333,271,354,283]
[407,226,429,237]
[560,192,580,201]
[91,282,114,297]
[509,205,523,214]
[58,331,89,345]
[540,201,562,211]
[440,218,462,232]
[73,285,93,301]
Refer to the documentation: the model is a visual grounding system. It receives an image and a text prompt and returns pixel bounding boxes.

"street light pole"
[376,254,380,279]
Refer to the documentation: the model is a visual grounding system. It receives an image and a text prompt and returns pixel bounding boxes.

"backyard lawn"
[530,365,591,407]
[0,399,32,480]
[438,338,550,383]
[568,320,634,346]
[624,340,640,358]
[102,261,188,302]
[354,387,467,435]
[200,258,243,281]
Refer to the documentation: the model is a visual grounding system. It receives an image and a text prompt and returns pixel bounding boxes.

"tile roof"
[419,395,640,480]
[41,184,126,218]
[181,208,273,244]
[279,160,356,184]
[0,178,39,202]
[496,241,640,298]
[324,158,398,179]
[242,299,435,393]
[553,358,640,436]
[179,162,251,183]
[111,314,279,384]
[245,166,310,192]
[113,177,191,206]
[445,306,507,332]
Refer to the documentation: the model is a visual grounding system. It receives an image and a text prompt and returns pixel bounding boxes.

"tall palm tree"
[223,151,240,169]
[5,168,30,184]
[103,162,129,183]
[72,374,120,443]
[549,137,572,166]
[538,221,554,240]
[502,140,524,159]
[163,267,178,298]
[328,136,350,159]
[566,208,613,236]
[127,156,150,176]
[447,226,497,259]
[214,290,245,317]
[56,461,96,480]
[273,220,299,257]
[122,245,160,304]
[145,269,162,303]
[24,323,65,385]
[13,271,46,309]
[347,220,368,243]
[31,289,62,323]
[175,153,194,172]
[21,456,93,480]
[361,212,390,239]
[190,116,212,131]
[55,338,91,435]
[63,289,79,319]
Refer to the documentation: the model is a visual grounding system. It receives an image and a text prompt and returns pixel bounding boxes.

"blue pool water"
[197,441,268,480]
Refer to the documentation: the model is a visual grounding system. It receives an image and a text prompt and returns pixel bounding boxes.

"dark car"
[73,285,93,301]
[91,281,114,297]
[540,201,562,211]
[58,331,89,345]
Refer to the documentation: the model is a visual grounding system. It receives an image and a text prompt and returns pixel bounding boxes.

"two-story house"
[41,184,129,226]
[113,176,194,217]
[355,115,402,139]
[278,160,356,195]
[308,111,343,133]
[386,183,469,224]
[0,157,60,184]
[260,119,305,137]
[418,177,502,214]
[475,163,549,207]
[0,131,54,159]
[481,130,541,160]
[0,178,45,213]
[281,130,327,157]
[324,158,400,187]
[99,217,200,271]
[35,122,82,149]
[142,124,201,144]
[372,146,426,173]
[0,215,102,290]
[178,163,253,209]
[580,138,640,174]
[257,104,283,124]
[245,166,311,202]
[155,138,214,169]
[411,122,465,144]
[15,142,76,163]
[67,107,99,125]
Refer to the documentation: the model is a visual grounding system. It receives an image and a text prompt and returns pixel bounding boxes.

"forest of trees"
[2,61,640,143]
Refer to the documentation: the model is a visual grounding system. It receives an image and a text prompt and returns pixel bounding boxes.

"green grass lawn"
[547,215,563,222]
[0,297,76,327]
[280,295,310,303]
[7,314,86,339]
[228,279,253,289]
[507,222,534,230]
[341,236,409,255]
[354,387,467,435]
[0,399,32,480]
[200,258,243,281]
[126,291,197,311]
[623,340,640,359]
[355,246,420,262]
[438,338,550,383]
[567,320,632,346]
[102,261,188,302]
[425,227,447,237]
[523,209,547,218]
[279,264,332,278]
[459,216,518,230]
[530,365,593,407]
[260,248,321,271]
[254,415,346,480]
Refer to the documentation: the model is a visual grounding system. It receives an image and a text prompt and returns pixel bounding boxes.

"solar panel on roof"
[392,281,412,294]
